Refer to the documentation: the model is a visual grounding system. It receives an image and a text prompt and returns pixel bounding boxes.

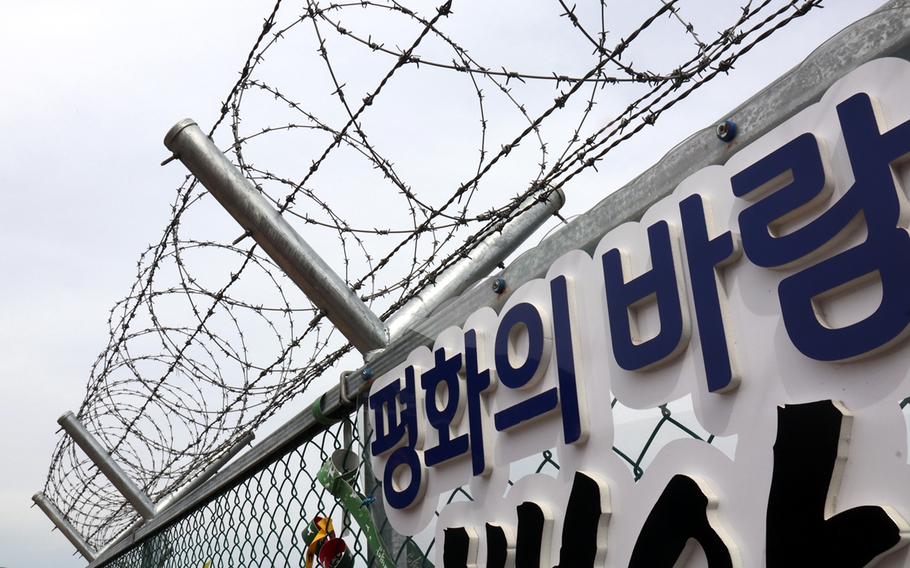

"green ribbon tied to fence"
[317,448,396,568]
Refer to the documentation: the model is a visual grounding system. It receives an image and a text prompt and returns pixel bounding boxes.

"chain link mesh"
[92,394,799,567]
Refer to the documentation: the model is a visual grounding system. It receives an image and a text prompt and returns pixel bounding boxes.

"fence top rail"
[87,1,910,565]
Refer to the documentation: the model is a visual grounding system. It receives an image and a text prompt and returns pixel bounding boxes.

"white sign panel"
[368,58,910,567]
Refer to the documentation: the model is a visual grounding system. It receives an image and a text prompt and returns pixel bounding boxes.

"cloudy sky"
[0,1,888,566]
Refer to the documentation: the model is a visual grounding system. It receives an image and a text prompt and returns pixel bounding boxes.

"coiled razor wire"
[43,0,825,550]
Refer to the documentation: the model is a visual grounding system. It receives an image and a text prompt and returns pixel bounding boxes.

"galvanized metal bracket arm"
[164,120,389,354]
[32,492,98,561]
[57,411,157,521]
[83,431,256,563]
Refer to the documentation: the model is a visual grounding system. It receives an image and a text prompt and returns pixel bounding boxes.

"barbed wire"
[43,0,824,549]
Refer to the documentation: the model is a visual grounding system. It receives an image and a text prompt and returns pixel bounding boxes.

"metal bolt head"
[716,119,738,142]
[361,367,374,380]
[492,278,507,294]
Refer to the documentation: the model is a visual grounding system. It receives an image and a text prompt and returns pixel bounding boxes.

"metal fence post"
[164,119,389,354]
[32,492,97,561]
[58,412,157,520]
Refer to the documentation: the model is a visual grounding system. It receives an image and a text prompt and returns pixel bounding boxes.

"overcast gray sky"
[0,1,887,566]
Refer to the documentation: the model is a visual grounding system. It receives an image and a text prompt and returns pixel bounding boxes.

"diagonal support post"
[58,411,157,521]
[163,119,389,354]
[32,492,97,561]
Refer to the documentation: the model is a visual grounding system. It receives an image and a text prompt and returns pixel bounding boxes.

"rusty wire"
[43,0,824,549]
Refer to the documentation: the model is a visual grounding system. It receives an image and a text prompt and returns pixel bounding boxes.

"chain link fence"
[98,397,910,567]
[96,395,747,568]
[99,395,910,567]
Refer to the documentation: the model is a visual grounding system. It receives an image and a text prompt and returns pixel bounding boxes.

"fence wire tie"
[339,370,355,406]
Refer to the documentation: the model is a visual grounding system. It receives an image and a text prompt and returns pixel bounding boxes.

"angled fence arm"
[58,411,157,521]
[32,492,97,561]
[85,431,256,562]
[164,119,389,354]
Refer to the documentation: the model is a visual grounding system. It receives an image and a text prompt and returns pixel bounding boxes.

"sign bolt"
[716,119,738,142]
[361,367,374,380]
[492,278,507,294]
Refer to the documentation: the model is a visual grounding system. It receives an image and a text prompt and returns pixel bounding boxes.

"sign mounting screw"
[716,119,738,142]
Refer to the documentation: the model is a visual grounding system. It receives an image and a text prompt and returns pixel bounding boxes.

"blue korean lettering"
[494,302,547,390]
[369,376,406,456]
[550,275,583,444]
[733,93,910,361]
[679,194,740,392]
[601,220,689,370]
[492,283,584,445]
[779,94,910,360]
[493,302,558,431]
[383,445,424,510]
[732,132,829,268]
[464,328,493,476]
[421,347,470,467]
[369,366,425,509]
